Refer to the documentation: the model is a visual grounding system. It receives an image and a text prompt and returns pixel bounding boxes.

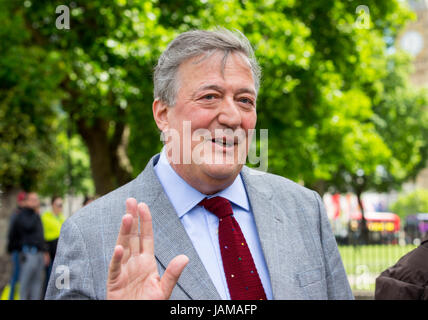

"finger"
[126,198,139,234]
[116,213,133,263]
[160,255,189,298]
[108,245,124,282]
[126,198,140,256]
[138,202,154,255]
[116,213,133,246]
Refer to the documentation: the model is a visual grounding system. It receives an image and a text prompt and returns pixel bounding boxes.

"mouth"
[211,137,238,148]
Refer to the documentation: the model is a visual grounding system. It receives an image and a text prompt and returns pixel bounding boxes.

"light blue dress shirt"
[154,149,273,300]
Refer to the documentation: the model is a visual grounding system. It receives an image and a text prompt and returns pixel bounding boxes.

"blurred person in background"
[5,191,27,300]
[375,233,428,300]
[41,196,66,296]
[9,192,49,300]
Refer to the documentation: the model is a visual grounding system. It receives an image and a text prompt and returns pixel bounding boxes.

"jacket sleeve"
[44,217,96,300]
[374,245,428,300]
[7,214,19,253]
[37,215,49,253]
[375,274,426,300]
[313,191,354,300]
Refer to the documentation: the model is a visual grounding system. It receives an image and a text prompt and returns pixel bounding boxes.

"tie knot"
[199,196,233,219]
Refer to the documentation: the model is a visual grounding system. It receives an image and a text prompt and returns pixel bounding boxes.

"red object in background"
[17,191,27,202]
[351,211,401,232]
[332,193,341,219]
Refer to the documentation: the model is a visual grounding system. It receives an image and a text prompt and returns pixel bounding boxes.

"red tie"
[199,196,267,300]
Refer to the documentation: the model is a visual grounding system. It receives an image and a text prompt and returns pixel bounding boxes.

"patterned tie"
[199,196,267,300]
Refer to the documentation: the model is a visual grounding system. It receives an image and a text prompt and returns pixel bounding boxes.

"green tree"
[36,115,95,198]
[0,1,63,193]
[2,0,427,203]
[322,51,428,242]
[13,0,174,195]
[390,190,428,220]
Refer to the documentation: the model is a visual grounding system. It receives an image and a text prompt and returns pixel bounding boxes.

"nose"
[217,97,242,129]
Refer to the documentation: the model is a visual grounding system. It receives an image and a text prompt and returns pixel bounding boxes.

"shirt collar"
[154,148,249,218]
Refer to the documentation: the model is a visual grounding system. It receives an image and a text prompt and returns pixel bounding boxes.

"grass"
[338,244,417,292]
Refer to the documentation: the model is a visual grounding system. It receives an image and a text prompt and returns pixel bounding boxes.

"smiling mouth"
[211,137,237,148]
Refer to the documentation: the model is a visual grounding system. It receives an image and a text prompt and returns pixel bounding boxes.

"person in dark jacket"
[9,192,49,300]
[6,191,28,299]
[375,233,428,300]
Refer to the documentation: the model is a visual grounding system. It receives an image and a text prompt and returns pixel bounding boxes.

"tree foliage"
[390,189,428,219]
[0,2,63,191]
[327,52,428,196]
[1,0,427,201]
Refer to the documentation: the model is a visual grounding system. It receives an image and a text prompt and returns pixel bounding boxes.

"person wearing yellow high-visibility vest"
[41,196,66,297]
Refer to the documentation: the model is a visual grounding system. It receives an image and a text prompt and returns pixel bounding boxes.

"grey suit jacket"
[45,154,354,300]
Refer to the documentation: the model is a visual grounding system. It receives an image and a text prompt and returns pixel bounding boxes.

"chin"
[203,162,243,181]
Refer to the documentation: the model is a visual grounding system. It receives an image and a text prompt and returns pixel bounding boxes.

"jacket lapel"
[241,167,309,299]
[132,155,220,300]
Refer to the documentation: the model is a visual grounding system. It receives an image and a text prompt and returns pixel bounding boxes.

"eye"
[238,97,254,106]
[202,94,217,100]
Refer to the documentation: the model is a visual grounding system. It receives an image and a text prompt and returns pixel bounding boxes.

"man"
[41,196,66,295]
[9,192,49,300]
[46,28,353,300]
[5,191,27,300]
[375,233,428,300]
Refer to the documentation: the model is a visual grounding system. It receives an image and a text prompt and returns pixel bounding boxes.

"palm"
[107,198,189,300]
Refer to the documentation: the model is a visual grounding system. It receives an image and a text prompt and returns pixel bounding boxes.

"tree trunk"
[76,118,132,196]
[310,179,327,197]
[109,122,133,187]
[356,190,369,244]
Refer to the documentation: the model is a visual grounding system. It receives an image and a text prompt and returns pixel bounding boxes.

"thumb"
[160,255,189,298]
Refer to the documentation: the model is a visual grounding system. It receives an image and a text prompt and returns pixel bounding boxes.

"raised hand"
[106,198,189,300]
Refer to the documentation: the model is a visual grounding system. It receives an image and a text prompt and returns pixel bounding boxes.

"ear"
[152,98,170,132]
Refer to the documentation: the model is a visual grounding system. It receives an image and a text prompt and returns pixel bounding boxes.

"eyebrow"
[194,85,256,97]
[235,87,257,96]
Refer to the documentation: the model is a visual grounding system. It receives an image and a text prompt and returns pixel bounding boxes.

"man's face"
[26,193,40,211]
[155,51,257,194]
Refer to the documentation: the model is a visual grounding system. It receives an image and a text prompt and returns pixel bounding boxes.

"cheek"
[241,111,257,131]
[189,108,218,130]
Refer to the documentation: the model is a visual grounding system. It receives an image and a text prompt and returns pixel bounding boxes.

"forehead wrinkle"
[190,50,250,79]
[179,51,255,100]
[197,84,225,93]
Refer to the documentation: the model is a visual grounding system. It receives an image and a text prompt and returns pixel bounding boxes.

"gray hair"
[153,28,261,107]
